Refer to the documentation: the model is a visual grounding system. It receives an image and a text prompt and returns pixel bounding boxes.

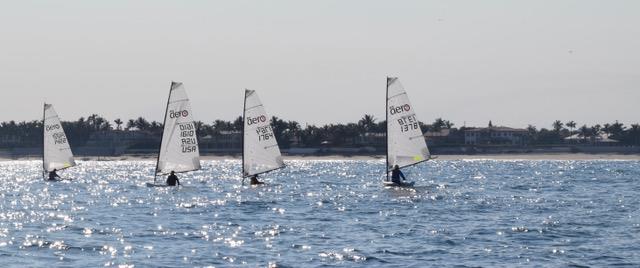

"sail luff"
[154,82,173,183]
[242,89,247,177]
[385,77,390,181]
[42,103,46,179]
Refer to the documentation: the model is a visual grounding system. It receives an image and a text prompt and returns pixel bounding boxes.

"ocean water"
[0,159,639,267]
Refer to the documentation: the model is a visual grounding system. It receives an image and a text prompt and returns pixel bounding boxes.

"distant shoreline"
[2,153,640,161]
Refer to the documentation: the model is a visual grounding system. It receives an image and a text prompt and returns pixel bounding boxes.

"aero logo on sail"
[389,104,411,115]
[247,115,267,126]
[45,124,61,132]
[169,110,189,118]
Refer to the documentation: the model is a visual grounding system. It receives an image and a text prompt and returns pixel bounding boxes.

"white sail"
[156,82,201,175]
[243,89,284,177]
[386,77,430,170]
[43,103,76,172]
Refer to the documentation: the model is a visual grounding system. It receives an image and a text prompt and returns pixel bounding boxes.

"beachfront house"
[0,134,21,146]
[81,130,158,155]
[424,129,451,146]
[464,126,528,146]
[199,130,242,153]
[564,132,619,145]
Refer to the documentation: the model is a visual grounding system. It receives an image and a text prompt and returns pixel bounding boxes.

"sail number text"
[178,123,197,153]
[52,132,68,145]
[46,124,68,145]
[397,115,419,133]
[256,126,275,141]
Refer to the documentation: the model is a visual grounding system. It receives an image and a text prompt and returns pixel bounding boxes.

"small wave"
[318,248,367,263]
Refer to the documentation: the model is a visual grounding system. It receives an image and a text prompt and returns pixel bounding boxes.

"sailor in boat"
[166,171,180,186]
[249,174,264,185]
[390,165,406,184]
[48,168,61,181]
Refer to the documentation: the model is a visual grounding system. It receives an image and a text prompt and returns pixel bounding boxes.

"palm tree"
[566,121,576,134]
[126,119,136,131]
[630,124,640,145]
[609,121,625,138]
[212,120,232,133]
[87,114,98,130]
[194,121,208,138]
[232,116,243,131]
[432,118,446,132]
[590,126,600,142]
[526,125,537,143]
[270,116,296,148]
[114,118,123,130]
[344,123,361,145]
[358,114,376,133]
[374,120,386,133]
[552,120,564,133]
[592,124,602,135]
[93,116,111,131]
[444,120,454,129]
[602,123,611,135]
[149,121,163,133]
[287,121,300,131]
[134,117,150,131]
[419,121,429,133]
[579,125,590,142]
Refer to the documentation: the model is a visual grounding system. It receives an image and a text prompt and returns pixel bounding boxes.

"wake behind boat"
[146,182,171,188]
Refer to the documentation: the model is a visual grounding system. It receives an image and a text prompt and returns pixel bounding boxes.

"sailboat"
[43,103,76,179]
[148,81,201,187]
[242,89,285,184]
[384,77,431,186]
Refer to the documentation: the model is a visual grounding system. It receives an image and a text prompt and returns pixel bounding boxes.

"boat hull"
[383,181,415,187]
[146,182,173,188]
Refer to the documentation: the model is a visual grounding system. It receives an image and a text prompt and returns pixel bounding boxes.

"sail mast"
[154,81,173,184]
[242,89,247,177]
[385,77,390,181]
[42,103,46,179]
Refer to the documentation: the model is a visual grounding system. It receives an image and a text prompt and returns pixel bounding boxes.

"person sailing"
[166,171,180,186]
[48,168,61,181]
[390,165,406,184]
[249,174,264,185]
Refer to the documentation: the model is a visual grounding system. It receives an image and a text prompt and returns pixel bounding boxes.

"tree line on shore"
[0,114,639,148]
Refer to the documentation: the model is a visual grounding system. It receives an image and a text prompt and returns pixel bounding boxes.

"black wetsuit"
[48,171,59,181]
[166,174,180,186]
[250,176,263,185]
[391,169,405,184]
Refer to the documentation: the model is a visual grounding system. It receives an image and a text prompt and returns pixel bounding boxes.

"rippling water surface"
[0,159,639,267]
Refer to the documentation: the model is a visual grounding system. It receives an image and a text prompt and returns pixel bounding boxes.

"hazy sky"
[1,0,638,128]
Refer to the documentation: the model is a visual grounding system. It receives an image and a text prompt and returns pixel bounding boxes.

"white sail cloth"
[386,77,430,170]
[156,82,201,175]
[243,89,284,177]
[43,104,76,172]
